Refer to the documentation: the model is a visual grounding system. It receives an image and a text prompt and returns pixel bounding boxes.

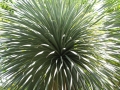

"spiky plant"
[0,0,120,90]
[104,0,120,88]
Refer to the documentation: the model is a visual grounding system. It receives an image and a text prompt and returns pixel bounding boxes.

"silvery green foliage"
[0,0,120,90]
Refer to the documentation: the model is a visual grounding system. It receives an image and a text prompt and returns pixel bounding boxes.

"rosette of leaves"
[0,0,120,90]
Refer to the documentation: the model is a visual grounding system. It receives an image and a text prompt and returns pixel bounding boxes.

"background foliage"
[0,0,13,13]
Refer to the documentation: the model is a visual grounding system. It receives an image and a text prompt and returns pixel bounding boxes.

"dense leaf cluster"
[0,0,120,90]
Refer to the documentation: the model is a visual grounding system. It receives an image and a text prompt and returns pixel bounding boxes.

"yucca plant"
[0,0,120,90]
